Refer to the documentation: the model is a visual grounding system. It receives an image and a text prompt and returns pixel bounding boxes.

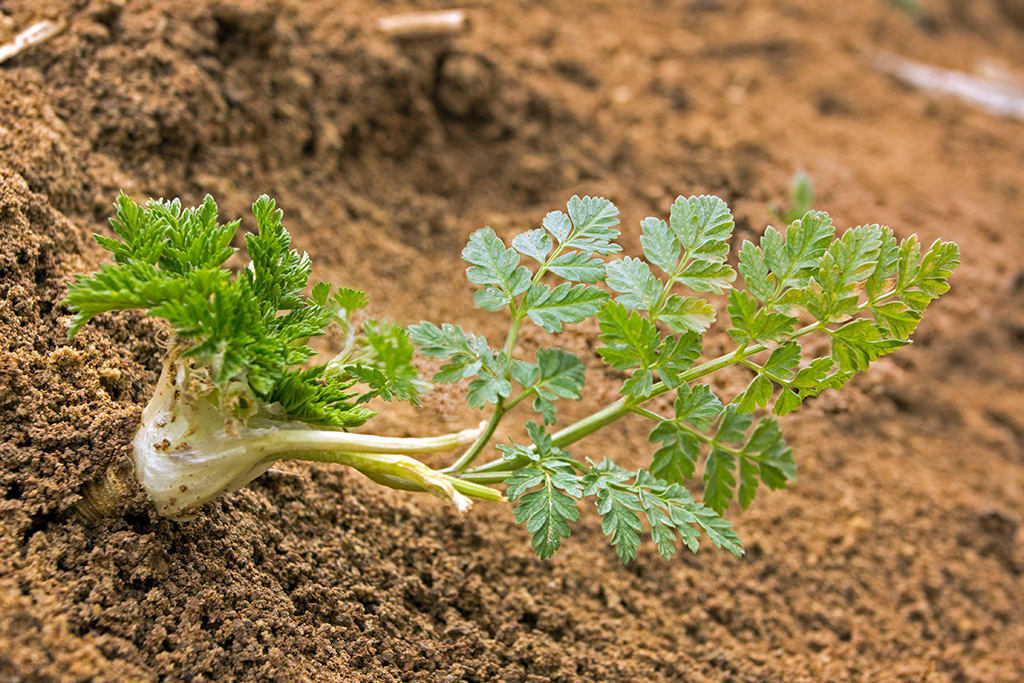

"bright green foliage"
[416,193,958,564]
[66,194,421,428]
[596,303,701,397]
[503,425,743,564]
[523,282,608,333]
[511,348,586,424]
[69,191,958,566]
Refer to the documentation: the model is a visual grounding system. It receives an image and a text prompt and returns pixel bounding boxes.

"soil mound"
[2,1,1023,681]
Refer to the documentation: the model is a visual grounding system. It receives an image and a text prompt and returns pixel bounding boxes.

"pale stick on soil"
[376,10,467,39]
[0,20,62,65]
[870,49,1024,121]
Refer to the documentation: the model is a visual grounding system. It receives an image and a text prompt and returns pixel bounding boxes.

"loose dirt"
[1,1,1023,681]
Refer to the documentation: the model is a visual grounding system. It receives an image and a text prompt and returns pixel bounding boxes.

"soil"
[1,0,1023,681]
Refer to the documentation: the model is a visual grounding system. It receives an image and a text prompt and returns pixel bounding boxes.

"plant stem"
[255,423,484,456]
[461,344,758,478]
[446,399,506,473]
[459,319,834,479]
[453,284,904,485]
[549,343,756,447]
[292,450,503,504]
[450,291,529,473]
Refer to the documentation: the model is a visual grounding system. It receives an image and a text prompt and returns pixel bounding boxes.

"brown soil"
[2,0,1023,681]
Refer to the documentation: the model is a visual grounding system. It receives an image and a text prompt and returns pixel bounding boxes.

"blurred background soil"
[1,0,1023,681]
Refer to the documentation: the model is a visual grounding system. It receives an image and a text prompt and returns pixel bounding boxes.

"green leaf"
[474,285,511,311]
[685,504,744,556]
[737,239,774,303]
[703,447,737,514]
[765,211,835,294]
[649,422,700,483]
[622,368,655,398]
[541,211,573,243]
[727,290,797,344]
[347,320,423,404]
[644,500,684,560]
[463,228,532,302]
[518,348,587,424]
[511,360,539,390]
[547,252,606,283]
[762,342,801,378]
[533,348,586,401]
[669,195,734,263]
[865,227,899,301]
[656,295,716,334]
[409,322,492,383]
[563,196,622,255]
[524,283,608,333]
[597,303,701,397]
[332,286,370,316]
[597,302,659,370]
[672,383,724,430]
[467,373,512,408]
[716,406,753,444]
[596,486,644,564]
[650,333,702,390]
[733,374,773,413]
[829,319,908,373]
[870,301,921,339]
[738,458,760,510]
[773,389,802,416]
[676,259,736,294]
[896,238,960,311]
[639,216,680,274]
[807,224,884,320]
[505,467,544,497]
[742,418,796,490]
[635,471,744,557]
[605,257,662,311]
[512,229,552,263]
[511,469,581,561]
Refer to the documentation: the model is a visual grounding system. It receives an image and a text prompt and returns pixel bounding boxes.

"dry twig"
[376,10,467,39]
[0,20,63,65]
[871,49,1024,121]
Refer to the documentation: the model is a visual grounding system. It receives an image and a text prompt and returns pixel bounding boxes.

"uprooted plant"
[65,192,958,563]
